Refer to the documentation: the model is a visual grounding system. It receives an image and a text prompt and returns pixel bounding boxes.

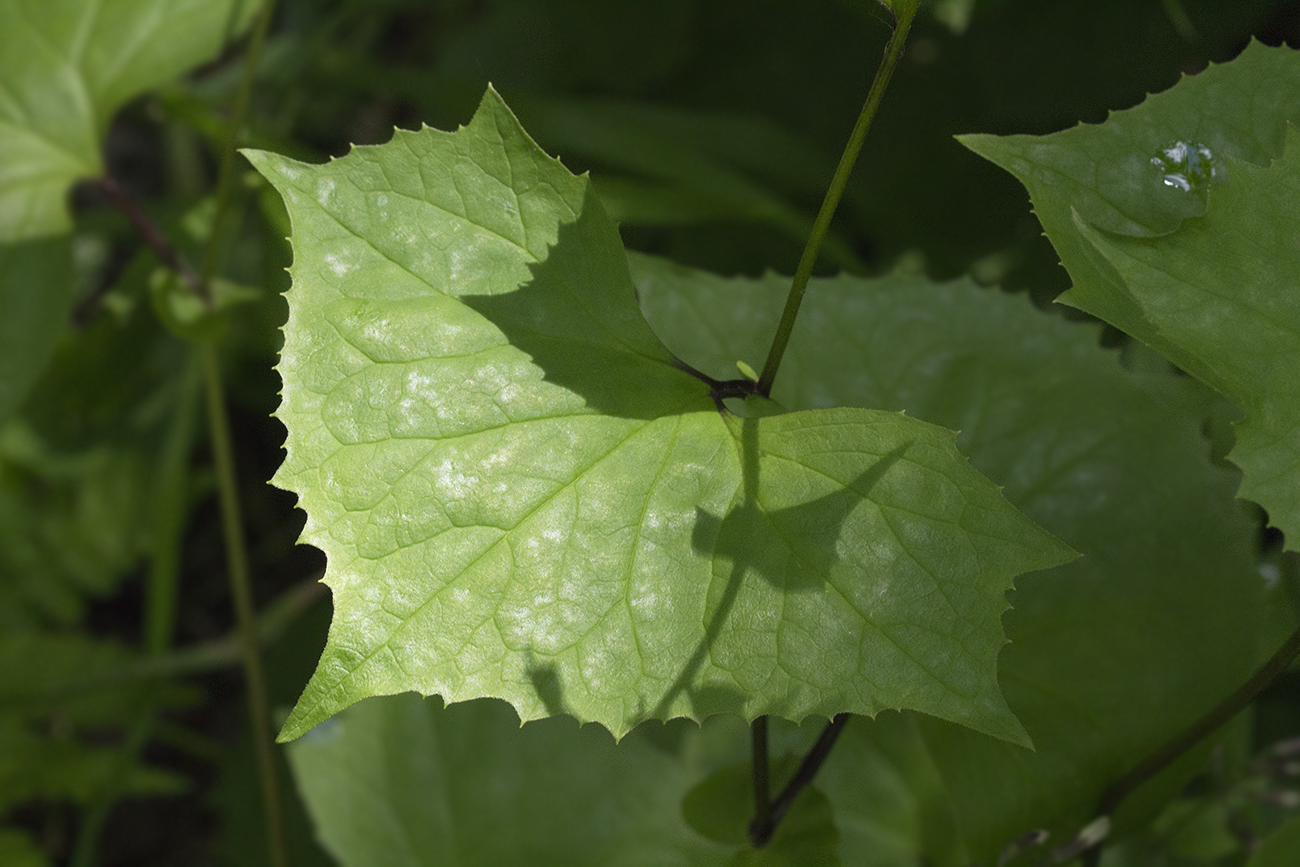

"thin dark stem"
[201,0,278,286]
[198,8,289,862]
[751,716,773,845]
[203,347,289,867]
[750,713,852,847]
[771,713,851,826]
[1078,622,1300,866]
[95,176,209,304]
[756,1,917,397]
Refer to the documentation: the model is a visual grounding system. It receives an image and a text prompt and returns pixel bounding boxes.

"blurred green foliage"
[0,0,1297,864]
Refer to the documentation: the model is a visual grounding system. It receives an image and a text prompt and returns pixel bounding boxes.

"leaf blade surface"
[959,40,1300,545]
[252,89,1072,743]
[633,259,1261,862]
[1073,135,1300,543]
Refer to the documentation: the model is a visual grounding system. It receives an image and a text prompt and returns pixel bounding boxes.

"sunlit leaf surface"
[249,89,1072,742]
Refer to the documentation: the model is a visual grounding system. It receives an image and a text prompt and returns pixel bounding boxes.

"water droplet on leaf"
[1150,141,1216,193]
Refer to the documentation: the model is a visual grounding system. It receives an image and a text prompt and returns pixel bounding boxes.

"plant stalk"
[750,716,773,845]
[145,356,203,654]
[750,713,852,847]
[204,345,289,867]
[200,5,289,863]
[756,1,917,397]
[100,130,291,867]
[201,0,278,287]
[1079,621,1300,866]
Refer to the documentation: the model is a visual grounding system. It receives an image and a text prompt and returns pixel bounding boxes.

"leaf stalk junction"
[747,0,917,847]
[755,0,918,399]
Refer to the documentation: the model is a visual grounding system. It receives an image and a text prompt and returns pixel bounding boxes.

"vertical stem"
[204,345,288,867]
[146,355,202,654]
[756,1,917,397]
[197,5,287,859]
[201,0,278,286]
[750,716,773,846]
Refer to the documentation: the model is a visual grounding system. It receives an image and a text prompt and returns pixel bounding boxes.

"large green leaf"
[0,0,260,242]
[286,261,1260,867]
[287,694,731,867]
[1074,133,1300,547]
[958,40,1300,545]
[248,88,1073,742]
[958,40,1300,390]
[633,260,1261,863]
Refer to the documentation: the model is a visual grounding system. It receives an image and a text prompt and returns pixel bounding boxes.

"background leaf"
[0,238,74,424]
[959,40,1300,376]
[633,258,1263,862]
[287,693,732,867]
[958,44,1298,423]
[0,0,260,242]
[1074,133,1300,547]
[1247,812,1300,867]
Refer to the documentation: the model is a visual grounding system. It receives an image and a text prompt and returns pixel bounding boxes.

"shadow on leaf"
[526,656,570,719]
[651,417,909,720]
[462,185,709,420]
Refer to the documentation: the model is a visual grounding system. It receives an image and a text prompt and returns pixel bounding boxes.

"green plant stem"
[750,714,852,848]
[99,159,291,867]
[203,345,288,867]
[756,1,917,397]
[750,715,773,846]
[146,356,202,654]
[200,0,278,286]
[199,6,287,863]
[1079,621,1300,866]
